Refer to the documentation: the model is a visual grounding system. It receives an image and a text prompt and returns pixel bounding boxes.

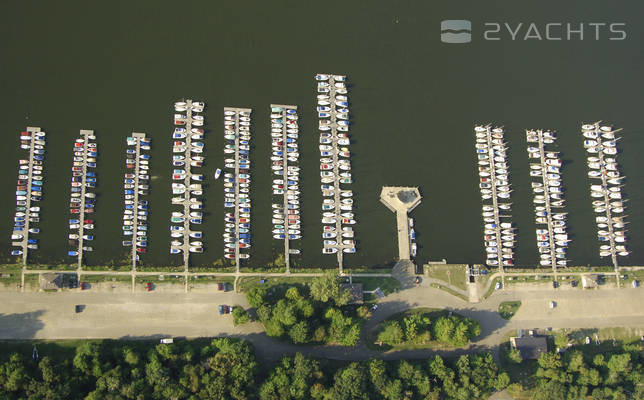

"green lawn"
[426,264,468,291]
[135,274,185,285]
[366,308,473,351]
[236,276,316,293]
[346,277,400,296]
[498,301,521,319]
[81,275,132,284]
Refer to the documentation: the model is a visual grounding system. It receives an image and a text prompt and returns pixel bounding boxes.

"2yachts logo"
[441,20,626,43]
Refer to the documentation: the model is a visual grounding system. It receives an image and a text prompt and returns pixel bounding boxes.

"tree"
[310,273,351,305]
[122,347,139,365]
[273,299,297,327]
[432,316,455,344]
[506,348,523,364]
[73,342,103,377]
[289,321,309,344]
[368,359,388,395]
[377,321,404,346]
[329,362,369,400]
[232,306,250,325]
[553,330,569,349]
[403,314,429,342]
[247,286,268,308]
[0,353,30,393]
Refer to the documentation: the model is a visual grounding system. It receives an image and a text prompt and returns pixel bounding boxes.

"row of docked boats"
[315,73,356,255]
[582,123,629,259]
[170,100,205,255]
[409,218,417,258]
[11,128,45,257]
[222,108,252,261]
[121,134,151,258]
[474,125,515,267]
[526,130,569,268]
[270,105,302,254]
[67,130,97,258]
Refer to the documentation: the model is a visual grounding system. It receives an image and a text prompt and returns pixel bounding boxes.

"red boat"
[84,219,93,224]
[84,209,94,214]
[71,209,80,214]
[136,248,146,253]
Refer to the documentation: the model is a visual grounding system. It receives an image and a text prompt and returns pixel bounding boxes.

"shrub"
[232,306,250,325]
[377,321,404,346]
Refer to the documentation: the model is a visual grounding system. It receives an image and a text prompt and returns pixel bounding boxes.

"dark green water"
[1,1,643,269]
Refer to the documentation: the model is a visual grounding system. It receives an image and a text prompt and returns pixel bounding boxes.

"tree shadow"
[0,310,46,339]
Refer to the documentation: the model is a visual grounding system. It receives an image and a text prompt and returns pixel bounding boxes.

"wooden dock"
[128,132,147,270]
[75,129,95,270]
[583,123,625,287]
[318,74,353,274]
[271,104,298,273]
[526,129,566,277]
[379,187,422,261]
[13,127,43,267]
[476,125,514,274]
[224,107,252,273]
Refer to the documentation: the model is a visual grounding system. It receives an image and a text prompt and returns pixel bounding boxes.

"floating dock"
[270,104,300,273]
[170,99,205,269]
[11,127,45,266]
[223,107,252,273]
[316,73,355,274]
[582,123,628,276]
[379,187,421,261]
[526,129,568,274]
[474,125,515,271]
[123,132,149,270]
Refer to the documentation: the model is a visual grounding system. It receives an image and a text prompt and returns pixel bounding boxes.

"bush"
[377,321,404,346]
[232,306,250,326]
[506,348,523,364]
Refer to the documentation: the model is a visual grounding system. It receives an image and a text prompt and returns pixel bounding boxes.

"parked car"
[217,282,224,291]
[145,282,152,292]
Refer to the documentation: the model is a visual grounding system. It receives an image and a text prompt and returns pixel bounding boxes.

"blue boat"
[274,234,285,239]
[83,235,94,240]
[336,101,348,107]
[126,149,136,154]
[68,251,78,256]
[15,221,25,227]
[136,241,147,247]
[28,228,39,234]
[140,154,150,160]
[85,203,94,208]
[34,155,44,161]
[32,180,43,186]
[224,202,235,208]
[240,233,251,239]
[286,147,296,153]
[86,182,95,188]
[240,207,251,213]
[239,223,250,228]
[19,169,28,174]
[71,187,81,193]
[88,151,98,157]
[125,189,134,195]
[124,178,134,184]
[31,186,41,192]
[86,177,96,183]
[138,225,147,231]
[239,150,249,155]
[27,239,37,244]
[13,227,24,231]
[11,250,22,256]
[190,218,202,224]
[86,172,96,177]
[286,109,296,115]
[16,190,27,196]
[69,219,80,224]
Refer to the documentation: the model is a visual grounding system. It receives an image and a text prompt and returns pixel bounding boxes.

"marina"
[170,100,206,268]
[223,107,253,272]
[582,123,628,274]
[526,129,568,273]
[270,104,300,273]
[10,127,45,266]
[122,132,150,269]
[474,125,515,271]
[316,73,356,273]
[67,129,97,269]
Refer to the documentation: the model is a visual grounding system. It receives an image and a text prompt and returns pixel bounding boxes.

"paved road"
[0,286,642,362]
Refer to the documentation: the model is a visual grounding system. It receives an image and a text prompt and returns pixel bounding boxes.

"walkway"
[379,186,421,261]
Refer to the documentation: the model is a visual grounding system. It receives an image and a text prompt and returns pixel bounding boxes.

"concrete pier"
[270,104,298,273]
[14,127,43,267]
[224,107,252,273]
[379,186,422,261]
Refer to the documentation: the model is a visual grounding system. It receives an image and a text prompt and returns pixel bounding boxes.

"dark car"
[75,305,84,313]
[217,282,224,291]
[218,305,225,315]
